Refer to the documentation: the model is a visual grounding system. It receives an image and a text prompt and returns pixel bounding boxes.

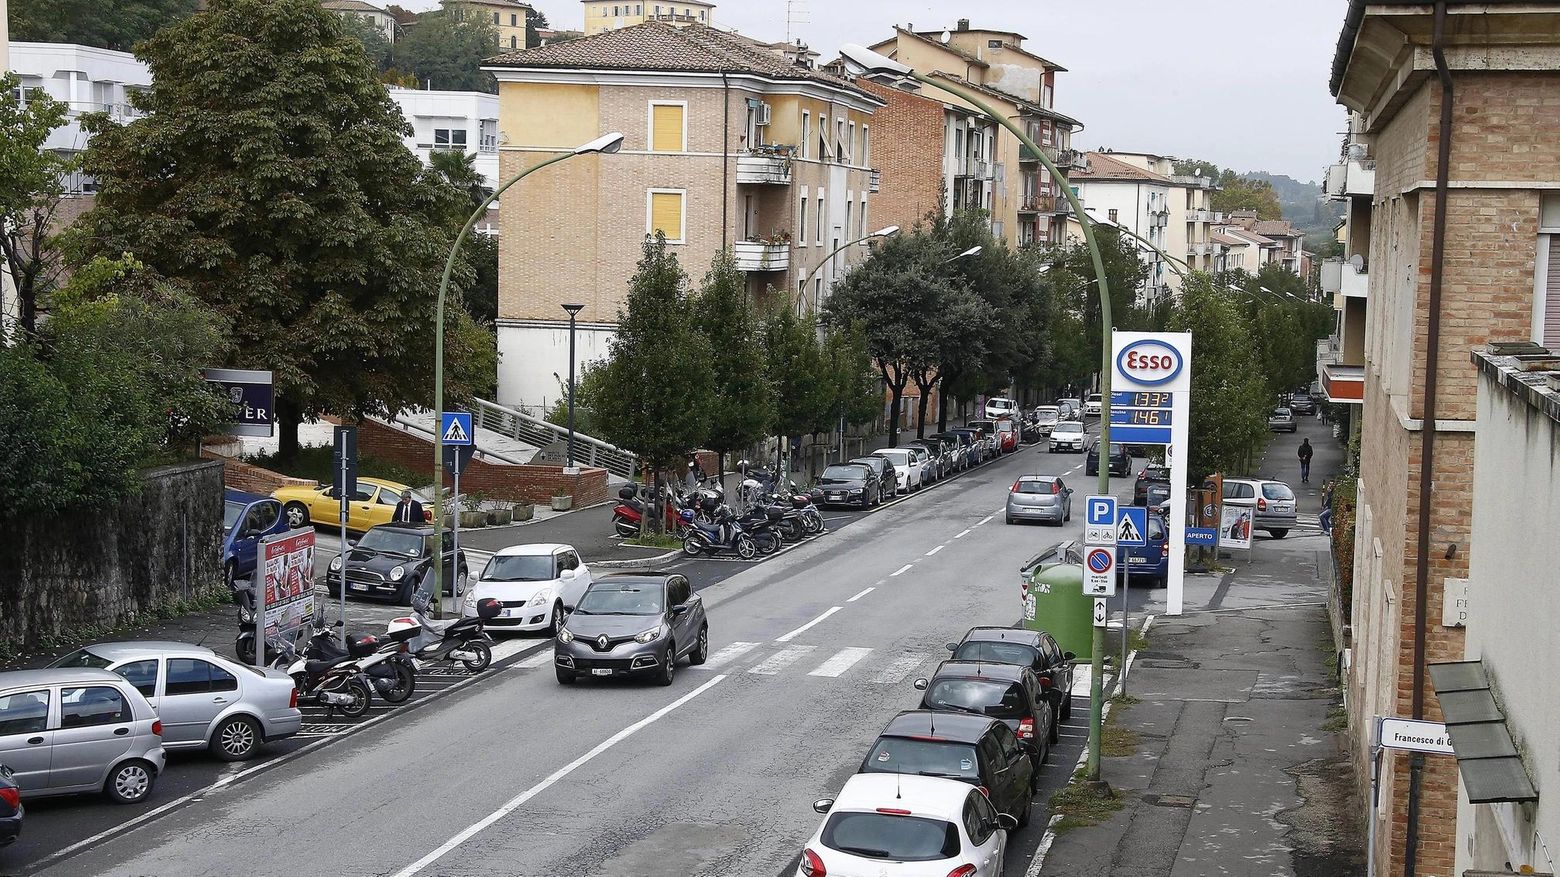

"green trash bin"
[1020,540,1094,661]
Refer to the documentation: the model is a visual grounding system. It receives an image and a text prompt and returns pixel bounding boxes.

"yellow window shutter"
[651,104,684,152]
[650,192,683,241]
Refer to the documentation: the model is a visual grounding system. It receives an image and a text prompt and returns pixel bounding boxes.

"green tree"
[0,73,73,341]
[9,0,196,49]
[1036,227,1152,394]
[461,233,500,325]
[390,8,499,93]
[427,150,497,324]
[1166,274,1270,480]
[339,12,394,70]
[823,320,881,432]
[763,296,833,466]
[692,252,771,477]
[590,235,713,521]
[72,0,495,457]
[525,7,549,47]
[1213,170,1283,220]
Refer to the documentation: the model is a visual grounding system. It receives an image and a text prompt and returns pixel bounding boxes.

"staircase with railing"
[466,397,638,479]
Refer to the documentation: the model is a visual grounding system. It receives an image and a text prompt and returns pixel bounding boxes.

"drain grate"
[1145,794,1196,808]
[1224,716,1254,724]
[298,723,351,734]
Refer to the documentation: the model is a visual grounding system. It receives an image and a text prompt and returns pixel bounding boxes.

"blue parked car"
[1118,511,1169,586]
[222,489,288,586]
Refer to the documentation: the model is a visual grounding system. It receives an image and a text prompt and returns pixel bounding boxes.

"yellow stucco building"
[582,0,713,36]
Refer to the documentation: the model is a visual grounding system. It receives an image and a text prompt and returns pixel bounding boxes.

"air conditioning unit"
[755,102,772,126]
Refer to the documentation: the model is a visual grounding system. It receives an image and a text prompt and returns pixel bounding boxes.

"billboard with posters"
[1220,504,1254,550]
[261,529,316,641]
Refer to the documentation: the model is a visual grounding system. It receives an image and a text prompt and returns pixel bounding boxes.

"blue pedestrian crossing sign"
[440,411,473,446]
[1117,507,1148,547]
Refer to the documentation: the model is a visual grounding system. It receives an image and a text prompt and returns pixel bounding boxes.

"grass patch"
[1126,628,1150,654]
[1049,769,1125,833]
[1322,704,1348,733]
[247,445,427,488]
[623,533,684,549]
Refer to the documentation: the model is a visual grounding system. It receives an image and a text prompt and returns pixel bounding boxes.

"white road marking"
[748,645,817,675]
[389,674,729,877]
[926,545,944,556]
[516,648,555,669]
[490,639,532,663]
[891,564,913,577]
[776,608,843,643]
[976,514,994,526]
[693,641,761,669]
[808,647,873,678]
[955,528,972,539]
[1025,815,1066,877]
[870,654,929,685]
[847,587,875,602]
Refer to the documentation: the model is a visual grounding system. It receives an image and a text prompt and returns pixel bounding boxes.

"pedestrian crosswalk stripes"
[870,653,931,685]
[513,642,947,685]
[515,647,554,668]
[697,641,761,669]
[807,647,874,678]
[747,645,816,675]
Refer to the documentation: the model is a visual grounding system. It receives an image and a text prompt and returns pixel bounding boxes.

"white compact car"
[1083,393,1103,416]
[873,449,923,492]
[797,773,1015,877]
[983,397,1017,420]
[1049,420,1092,453]
[462,543,592,635]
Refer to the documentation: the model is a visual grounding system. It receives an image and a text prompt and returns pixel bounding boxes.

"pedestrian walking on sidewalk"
[1298,438,1314,484]
[1319,480,1334,535]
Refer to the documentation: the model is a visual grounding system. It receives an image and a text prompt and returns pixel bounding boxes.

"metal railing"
[466,397,639,478]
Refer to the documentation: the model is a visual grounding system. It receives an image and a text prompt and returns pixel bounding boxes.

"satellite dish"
[941,30,951,43]
[1349,253,1364,270]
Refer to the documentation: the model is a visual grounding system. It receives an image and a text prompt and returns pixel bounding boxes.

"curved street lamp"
[428,132,625,617]
[837,42,1118,781]
[797,224,901,315]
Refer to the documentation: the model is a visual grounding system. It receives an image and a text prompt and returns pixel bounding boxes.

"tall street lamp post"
[838,43,1117,781]
[562,303,585,472]
[797,224,901,315]
[429,132,624,618]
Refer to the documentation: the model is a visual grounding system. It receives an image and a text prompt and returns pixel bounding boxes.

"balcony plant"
[743,230,792,247]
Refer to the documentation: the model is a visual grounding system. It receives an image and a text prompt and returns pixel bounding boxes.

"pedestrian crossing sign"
[1117,507,1148,547]
[440,411,473,446]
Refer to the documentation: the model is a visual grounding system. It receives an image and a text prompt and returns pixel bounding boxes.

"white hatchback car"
[798,773,1015,877]
[462,543,592,635]
[983,397,1017,420]
[873,449,923,492]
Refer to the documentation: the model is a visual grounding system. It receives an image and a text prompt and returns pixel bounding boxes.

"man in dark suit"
[393,490,425,524]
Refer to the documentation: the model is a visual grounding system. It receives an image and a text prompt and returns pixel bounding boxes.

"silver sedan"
[1005,476,1073,526]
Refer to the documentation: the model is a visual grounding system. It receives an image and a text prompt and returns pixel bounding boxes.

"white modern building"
[385,86,501,197]
[10,41,152,174]
[1066,152,1173,302]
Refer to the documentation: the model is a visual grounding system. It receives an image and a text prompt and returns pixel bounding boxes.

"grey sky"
[414,0,1353,182]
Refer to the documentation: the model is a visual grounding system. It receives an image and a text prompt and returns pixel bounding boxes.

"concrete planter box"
[512,503,534,522]
[551,495,573,511]
[459,510,488,528]
[487,508,513,526]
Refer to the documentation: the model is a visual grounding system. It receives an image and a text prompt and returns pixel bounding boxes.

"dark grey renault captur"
[554,574,708,687]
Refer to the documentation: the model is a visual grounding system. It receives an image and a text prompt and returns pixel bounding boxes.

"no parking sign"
[1084,546,1116,596]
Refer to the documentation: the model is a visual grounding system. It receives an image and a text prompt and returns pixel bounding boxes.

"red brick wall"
[355,418,609,507]
[860,79,947,233]
[201,450,315,495]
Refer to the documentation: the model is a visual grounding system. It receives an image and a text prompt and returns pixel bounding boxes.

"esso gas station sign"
[1116,339,1184,387]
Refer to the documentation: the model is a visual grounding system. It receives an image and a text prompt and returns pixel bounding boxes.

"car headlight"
[390,566,405,581]
[558,627,574,643]
[329,556,342,572]
[527,588,553,607]
[462,589,477,609]
[634,626,664,644]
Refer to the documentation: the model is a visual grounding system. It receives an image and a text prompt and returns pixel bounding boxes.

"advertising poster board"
[261,529,316,641]
[1220,504,1254,550]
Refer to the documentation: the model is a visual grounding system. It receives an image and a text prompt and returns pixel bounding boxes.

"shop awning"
[1428,661,1538,804]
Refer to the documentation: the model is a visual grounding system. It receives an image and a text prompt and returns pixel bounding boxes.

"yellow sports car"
[273,477,433,534]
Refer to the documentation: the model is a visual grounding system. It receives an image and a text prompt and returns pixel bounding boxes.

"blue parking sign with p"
[1086,495,1117,527]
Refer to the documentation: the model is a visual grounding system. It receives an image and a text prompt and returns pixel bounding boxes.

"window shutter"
[651,105,684,152]
[650,192,683,241]
[1547,237,1560,348]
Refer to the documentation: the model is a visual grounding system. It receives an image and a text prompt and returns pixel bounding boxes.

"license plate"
[592,668,612,676]
[828,494,844,501]
[504,608,517,617]
[350,583,367,591]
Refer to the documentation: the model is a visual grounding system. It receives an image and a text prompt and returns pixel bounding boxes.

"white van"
[984,397,1017,420]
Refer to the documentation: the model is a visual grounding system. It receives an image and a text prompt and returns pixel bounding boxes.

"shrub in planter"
[487,507,513,526]
[513,503,534,522]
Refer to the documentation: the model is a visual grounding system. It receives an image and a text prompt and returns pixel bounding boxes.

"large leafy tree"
[390,8,499,93]
[1166,274,1270,480]
[1034,228,1154,395]
[0,73,73,341]
[591,235,714,514]
[9,0,196,49]
[525,7,549,48]
[692,253,771,477]
[763,297,833,462]
[73,0,493,457]
[338,12,394,71]
[428,150,498,325]
[824,321,883,433]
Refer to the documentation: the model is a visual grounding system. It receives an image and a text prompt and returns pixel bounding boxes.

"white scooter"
[385,591,499,673]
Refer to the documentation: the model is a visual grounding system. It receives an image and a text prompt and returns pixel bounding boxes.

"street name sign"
[1379,718,1454,755]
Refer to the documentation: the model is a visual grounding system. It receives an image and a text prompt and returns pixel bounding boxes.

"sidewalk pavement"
[1035,417,1363,877]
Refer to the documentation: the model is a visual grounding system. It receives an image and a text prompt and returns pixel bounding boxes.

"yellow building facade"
[582,0,713,36]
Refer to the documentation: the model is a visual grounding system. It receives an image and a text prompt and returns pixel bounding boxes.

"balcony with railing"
[736,145,795,185]
[1019,193,1056,214]
[1324,157,1376,199]
[733,236,792,272]
[1187,241,1210,257]
[1184,209,1212,223]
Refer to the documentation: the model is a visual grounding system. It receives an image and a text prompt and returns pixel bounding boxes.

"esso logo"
[1116,340,1183,386]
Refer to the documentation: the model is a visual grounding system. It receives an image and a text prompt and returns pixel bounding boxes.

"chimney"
[956,18,970,31]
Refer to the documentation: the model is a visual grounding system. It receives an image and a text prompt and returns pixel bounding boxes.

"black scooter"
[384,591,497,673]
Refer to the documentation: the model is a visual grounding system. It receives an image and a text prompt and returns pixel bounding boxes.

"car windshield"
[575,585,662,615]
[357,528,424,556]
[953,641,1040,667]
[996,422,1014,433]
[1015,480,1054,495]
[1109,444,1124,454]
[1035,407,1058,418]
[481,554,556,582]
[925,678,1029,720]
[1054,422,1083,435]
[877,451,909,466]
[851,459,882,473]
[1263,483,1296,500]
[1272,409,1292,417]
[821,812,961,862]
[863,737,980,781]
[223,500,247,531]
[49,648,112,669]
[822,466,866,481]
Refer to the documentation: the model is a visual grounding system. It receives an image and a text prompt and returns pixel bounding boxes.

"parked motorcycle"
[270,625,374,718]
[385,591,498,673]
[302,625,417,704]
[680,508,757,559]
[231,580,286,666]
[736,504,786,555]
[611,485,691,538]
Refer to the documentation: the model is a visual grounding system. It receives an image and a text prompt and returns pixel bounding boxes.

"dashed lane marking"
[976,514,994,526]
[776,607,843,643]
[891,564,913,577]
[847,587,874,602]
[955,529,972,539]
[926,545,944,556]
[808,647,874,678]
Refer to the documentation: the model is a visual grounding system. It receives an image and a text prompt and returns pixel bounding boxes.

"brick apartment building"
[1330,3,1560,875]
[482,22,882,410]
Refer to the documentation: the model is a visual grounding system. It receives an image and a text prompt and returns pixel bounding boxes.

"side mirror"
[944,642,958,652]
[671,603,690,616]
[347,539,358,548]
[913,677,929,691]
[560,569,577,581]
[1063,651,1077,662]
[812,798,835,814]
[997,813,1019,831]
[1018,740,1037,756]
